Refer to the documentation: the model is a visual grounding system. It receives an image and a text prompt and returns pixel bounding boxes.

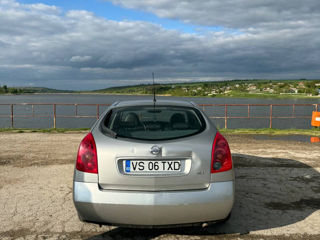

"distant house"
[298,82,305,88]
[247,85,257,91]
[290,88,298,94]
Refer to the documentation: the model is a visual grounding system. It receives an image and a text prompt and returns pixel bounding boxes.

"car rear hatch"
[93,127,215,191]
[93,104,216,191]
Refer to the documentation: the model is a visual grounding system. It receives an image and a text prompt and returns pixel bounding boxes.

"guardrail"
[0,103,318,129]
[0,103,110,128]
[201,103,319,128]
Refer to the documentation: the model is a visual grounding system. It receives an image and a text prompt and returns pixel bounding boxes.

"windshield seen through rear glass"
[101,106,206,140]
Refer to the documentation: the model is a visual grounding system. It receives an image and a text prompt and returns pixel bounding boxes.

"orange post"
[311,111,320,127]
[310,137,320,143]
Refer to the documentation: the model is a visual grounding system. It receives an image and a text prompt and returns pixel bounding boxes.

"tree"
[312,89,319,96]
[3,85,8,93]
[9,88,19,94]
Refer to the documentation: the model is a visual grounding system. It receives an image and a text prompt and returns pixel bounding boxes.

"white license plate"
[124,160,181,173]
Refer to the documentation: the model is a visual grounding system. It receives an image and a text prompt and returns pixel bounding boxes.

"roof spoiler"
[111,101,120,107]
[190,101,198,107]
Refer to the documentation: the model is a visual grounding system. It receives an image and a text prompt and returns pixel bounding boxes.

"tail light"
[76,132,98,174]
[211,132,232,173]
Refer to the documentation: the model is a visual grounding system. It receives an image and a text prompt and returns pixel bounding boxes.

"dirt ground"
[0,132,319,240]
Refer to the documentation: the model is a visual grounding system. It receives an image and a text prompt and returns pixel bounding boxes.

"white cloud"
[26,3,60,14]
[110,0,320,29]
[70,56,92,63]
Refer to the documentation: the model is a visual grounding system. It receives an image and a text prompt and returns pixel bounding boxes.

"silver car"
[73,100,234,227]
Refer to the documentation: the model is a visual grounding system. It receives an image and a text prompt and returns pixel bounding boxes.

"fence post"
[292,104,295,117]
[75,104,78,117]
[248,104,250,118]
[316,104,319,112]
[11,104,14,128]
[269,105,273,128]
[224,105,228,129]
[97,105,100,119]
[53,104,56,129]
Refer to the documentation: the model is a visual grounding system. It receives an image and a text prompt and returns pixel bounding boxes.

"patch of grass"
[219,128,320,136]
[214,92,320,99]
[0,127,319,136]
[0,128,90,133]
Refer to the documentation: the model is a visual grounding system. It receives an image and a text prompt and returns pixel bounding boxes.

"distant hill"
[94,79,320,98]
[17,87,74,93]
[2,79,320,98]
[0,86,74,94]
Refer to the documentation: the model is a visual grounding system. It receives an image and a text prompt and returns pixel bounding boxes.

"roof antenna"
[152,72,156,106]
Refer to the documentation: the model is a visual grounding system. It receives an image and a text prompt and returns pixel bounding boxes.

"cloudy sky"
[0,0,319,90]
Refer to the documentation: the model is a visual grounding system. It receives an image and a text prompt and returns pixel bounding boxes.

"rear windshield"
[101,106,206,141]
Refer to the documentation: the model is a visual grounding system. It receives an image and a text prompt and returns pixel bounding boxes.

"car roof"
[112,100,196,108]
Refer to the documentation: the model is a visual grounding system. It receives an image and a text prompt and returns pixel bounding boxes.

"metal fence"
[201,103,318,128]
[0,103,318,129]
[0,103,110,129]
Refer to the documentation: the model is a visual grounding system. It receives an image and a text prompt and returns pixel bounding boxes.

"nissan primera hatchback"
[73,100,234,227]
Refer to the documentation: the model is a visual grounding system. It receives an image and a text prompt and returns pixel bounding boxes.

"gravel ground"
[0,132,319,240]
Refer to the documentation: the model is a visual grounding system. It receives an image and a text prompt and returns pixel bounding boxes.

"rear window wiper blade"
[101,125,118,138]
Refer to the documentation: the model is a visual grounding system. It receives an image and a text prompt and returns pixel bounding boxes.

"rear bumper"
[73,181,234,226]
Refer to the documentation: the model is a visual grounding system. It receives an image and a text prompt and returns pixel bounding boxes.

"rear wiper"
[106,128,117,138]
[101,125,117,138]
[147,109,161,113]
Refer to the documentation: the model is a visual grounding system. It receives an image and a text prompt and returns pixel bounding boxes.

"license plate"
[124,160,181,173]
